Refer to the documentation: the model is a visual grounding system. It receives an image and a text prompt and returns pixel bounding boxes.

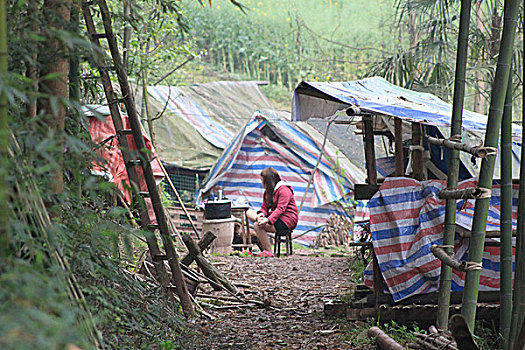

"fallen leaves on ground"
[180,251,373,349]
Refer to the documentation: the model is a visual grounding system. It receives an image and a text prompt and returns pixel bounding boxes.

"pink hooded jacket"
[259,181,298,231]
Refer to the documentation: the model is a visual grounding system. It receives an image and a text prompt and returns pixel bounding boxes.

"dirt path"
[181,252,367,349]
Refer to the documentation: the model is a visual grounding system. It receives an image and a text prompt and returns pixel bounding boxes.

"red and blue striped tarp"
[364,177,517,301]
[199,112,367,246]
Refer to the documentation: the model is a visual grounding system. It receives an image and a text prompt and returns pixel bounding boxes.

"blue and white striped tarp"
[199,112,367,246]
[364,177,517,301]
[293,77,522,140]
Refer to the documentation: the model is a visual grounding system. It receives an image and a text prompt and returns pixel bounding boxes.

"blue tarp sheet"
[292,77,522,140]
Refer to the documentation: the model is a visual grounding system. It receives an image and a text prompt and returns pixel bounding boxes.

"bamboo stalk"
[426,136,496,158]
[431,245,467,271]
[509,57,525,350]
[438,187,491,200]
[461,0,520,331]
[367,327,404,350]
[0,0,7,258]
[514,11,525,345]
[499,65,513,349]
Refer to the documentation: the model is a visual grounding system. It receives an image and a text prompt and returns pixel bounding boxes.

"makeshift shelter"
[293,77,522,179]
[292,77,521,301]
[82,105,164,223]
[140,81,274,170]
[137,81,275,203]
[198,111,367,246]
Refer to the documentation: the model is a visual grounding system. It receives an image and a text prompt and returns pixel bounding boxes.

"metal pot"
[204,199,232,220]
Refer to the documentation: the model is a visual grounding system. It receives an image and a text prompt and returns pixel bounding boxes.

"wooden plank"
[354,184,381,200]
[168,206,203,237]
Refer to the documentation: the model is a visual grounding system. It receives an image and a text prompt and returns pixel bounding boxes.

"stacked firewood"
[315,214,354,247]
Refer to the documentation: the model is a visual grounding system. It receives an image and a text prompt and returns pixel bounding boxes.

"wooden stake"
[394,117,404,176]
[181,235,238,294]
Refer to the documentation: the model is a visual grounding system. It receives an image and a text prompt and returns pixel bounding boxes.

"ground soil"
[180,250,372,350]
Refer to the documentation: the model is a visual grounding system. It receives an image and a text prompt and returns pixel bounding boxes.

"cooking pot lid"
[205,199,232,205]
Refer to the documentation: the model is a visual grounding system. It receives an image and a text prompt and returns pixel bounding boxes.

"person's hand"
[257,217,269,226]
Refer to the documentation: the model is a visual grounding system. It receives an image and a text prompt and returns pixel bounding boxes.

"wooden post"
[362,115,383,303]
[394,117,404,176]
[180,231,216,267]
[411,123,424,180]
[363,116,377,185]
[182,235,238,294]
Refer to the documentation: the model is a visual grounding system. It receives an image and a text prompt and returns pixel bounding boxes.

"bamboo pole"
[431,245,467,271]
[514,12,525,345]
[499,66,513,348]
[367,327,404,350]
[426,136,496,158]
[509,37,525,349]
[438,187,491,200]
[0,0,8,258]
[297,118,333,214]
[461,0,520,331]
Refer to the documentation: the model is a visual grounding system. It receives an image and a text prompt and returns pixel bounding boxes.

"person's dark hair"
[261,167,281,207]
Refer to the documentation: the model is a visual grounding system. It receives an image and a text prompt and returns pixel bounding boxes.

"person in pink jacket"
[253,167,298,252]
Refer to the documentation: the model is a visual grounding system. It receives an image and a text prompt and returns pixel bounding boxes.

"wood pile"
[315,214,354,247]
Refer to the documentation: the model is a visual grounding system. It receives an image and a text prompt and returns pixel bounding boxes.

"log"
[438,187,491,200]
[415,338,440,350]
[180,231,216,267]
[431,245,467,272]
[426,136,497,158]
[414,332,458,350]
[367,326,405,350]
[182,235,238,294]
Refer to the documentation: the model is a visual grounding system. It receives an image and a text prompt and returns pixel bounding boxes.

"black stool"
[273,229,293,258]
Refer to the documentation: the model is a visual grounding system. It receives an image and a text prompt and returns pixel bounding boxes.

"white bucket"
[202,217,236,255]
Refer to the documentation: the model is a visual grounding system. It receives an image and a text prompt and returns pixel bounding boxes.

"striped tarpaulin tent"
[139,81,274,169]
[364,177,517,301]
[198,111,367,246]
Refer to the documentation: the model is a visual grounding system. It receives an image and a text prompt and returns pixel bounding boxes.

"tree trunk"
[25,0,40,119]
[473,1,485,114]
[122,0,131,72]
[38,0,72,195]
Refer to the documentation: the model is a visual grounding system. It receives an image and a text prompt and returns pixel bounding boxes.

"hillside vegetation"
[172,0,396,96]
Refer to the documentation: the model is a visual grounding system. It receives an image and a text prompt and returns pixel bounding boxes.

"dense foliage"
[182,0,394,90]
[1,0,524,348]
[2,1,187,349]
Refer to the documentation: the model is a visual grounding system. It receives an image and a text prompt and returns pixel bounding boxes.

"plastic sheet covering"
[292,77,522,141]
[84,105,164,223]
[136,81,275,169]
[364,177,517,301]
[198,111,367,246]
